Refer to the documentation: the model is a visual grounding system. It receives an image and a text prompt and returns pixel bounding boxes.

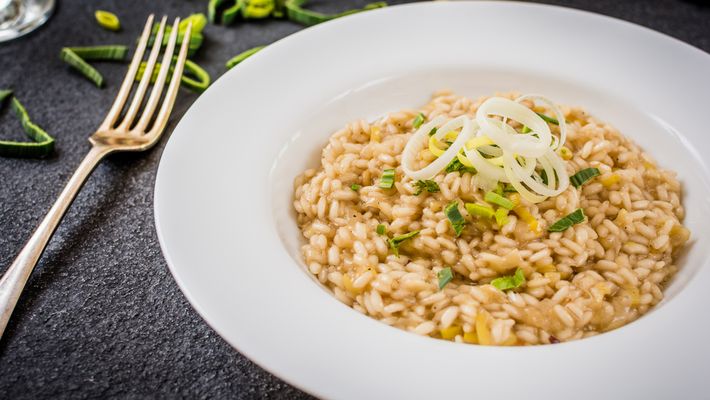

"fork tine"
[148,22,191,137]
[132,18,182,133]
[116,16,170,132]
[99,14,155,131]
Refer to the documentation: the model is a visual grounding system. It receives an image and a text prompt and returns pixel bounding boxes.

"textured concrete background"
[0,0,708,398]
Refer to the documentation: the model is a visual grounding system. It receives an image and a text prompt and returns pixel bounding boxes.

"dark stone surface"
[0,0,708,398]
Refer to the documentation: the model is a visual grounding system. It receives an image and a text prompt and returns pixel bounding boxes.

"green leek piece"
[284,0,387,26]
[59,46,128,87]
[444,201,466,237]
[465,203,494,219]
[491,268,526,291]
[95,10,121,31]
[376,224,386,235]
[350,183,361,191]
[68,45,128,61]
[494,207,509,227]
[548,208,586,232]
[388,230,419,257]
[222,0,245,24]
[242,0,275,19]
[180,13,207,33]
[208,0,229,23]
[378,168,395,189]
[413,179,439,196]
[484,191,514,210]
[225,46,265,69]
[438,267,453,290]
[0,90,55,158]
[412,112,426,129]
[60,48,105,87]
[136,58,211,93]
[570,167,601,188]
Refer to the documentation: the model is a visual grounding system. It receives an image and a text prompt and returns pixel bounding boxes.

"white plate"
[154,2,710,399]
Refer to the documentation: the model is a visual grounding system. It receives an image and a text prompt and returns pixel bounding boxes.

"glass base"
[0,0,55,43]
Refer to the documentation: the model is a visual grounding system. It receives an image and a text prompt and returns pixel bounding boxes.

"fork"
[0,15,191,339]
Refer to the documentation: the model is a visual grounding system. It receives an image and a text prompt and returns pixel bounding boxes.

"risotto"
[293,91,690,345]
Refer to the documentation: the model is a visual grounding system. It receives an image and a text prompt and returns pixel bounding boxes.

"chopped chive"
[490,268,526,291]
[60,48,105,87]
[494,208,509,227]
[444,201,466,236]
[376,224,386,235]
[95,10,120,31]
[570,167,601,188]
[428,127,437,137]
[379,168,395,189]
[484,191,514,210]
[465,203,495,219]
[284,0,387,27]
[0,91,55,158]
[548,208,586,232]
[225,46,265,69]
[413,180,440,195]
[536,112,561,125]
[388,230,419,257]
[350,183,361,191]
[438,267,453,290]
[412,112,426,129]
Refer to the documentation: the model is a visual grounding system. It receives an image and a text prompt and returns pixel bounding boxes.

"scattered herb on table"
[95,10,121,31]
[0,90,55,158]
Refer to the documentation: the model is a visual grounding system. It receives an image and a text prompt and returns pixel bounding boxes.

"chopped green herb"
[445,158,476,174]
[60,48,105,87]
[548,208,586,232]
[428,127,437,137]
[379,168,396,189]
[570,167,601,188]
[95,10,121,31]
[285,0,387,27]
[521,125,532,133]
[494,208,509,227]
[350,183,361,191]
[412,112,426,129]
[438,267,453,290]
[225,46,265,69]
[388,230,420,257]
[444,201,466,236]
[484,191,514,210]
[536,112,560,125]
[465,203,495,219]
[413,180,440,195]
[376,224,386,235]
[491,268,526,291]
[0,91,55,158]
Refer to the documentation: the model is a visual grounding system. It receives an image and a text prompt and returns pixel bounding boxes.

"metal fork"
[0,15,191,338]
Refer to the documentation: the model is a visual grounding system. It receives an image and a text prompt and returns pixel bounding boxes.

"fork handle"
[0,145,111,339]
